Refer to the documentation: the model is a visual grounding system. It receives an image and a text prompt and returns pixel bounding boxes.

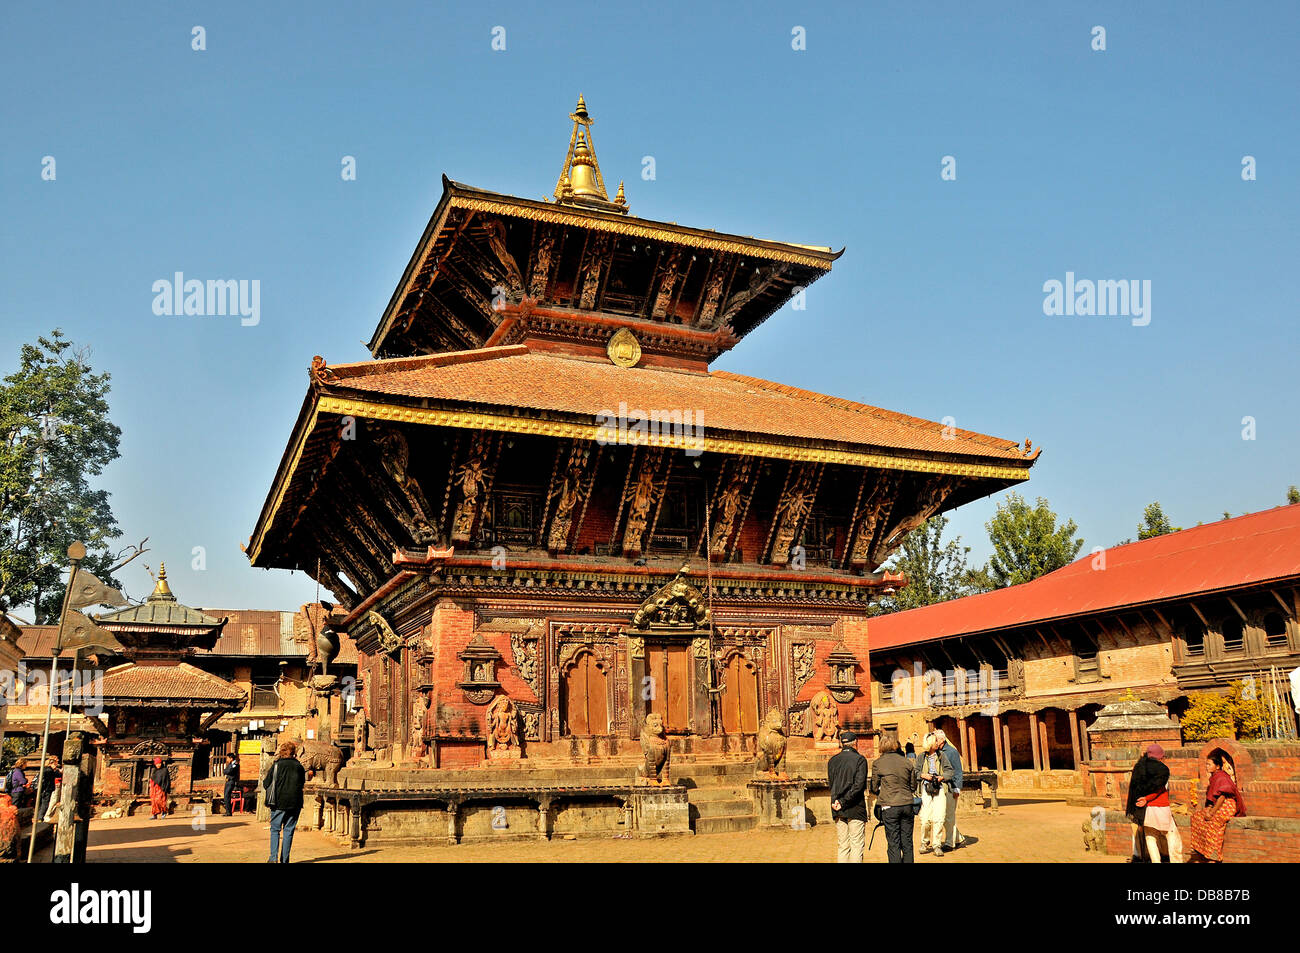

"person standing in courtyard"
[934,729,966,851]
[869,735,917,863]
[827,730,869,862]
[1130,744,1182,863]
[148,756,171,820]
[1186,751,1246,863]
[6,761,28,808]
[917,733,954,856]
[263,741,306,863]
[222,750,240,815]
[35,756,58,822]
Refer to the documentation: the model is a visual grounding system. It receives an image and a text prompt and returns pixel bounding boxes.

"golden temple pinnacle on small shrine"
[553,94,628,215]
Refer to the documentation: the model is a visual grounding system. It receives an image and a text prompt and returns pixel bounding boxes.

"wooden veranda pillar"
[1068,709,1082,769]
[1028,712,1041,772]
[991,714,1005,772]
[1039,717,1052,771]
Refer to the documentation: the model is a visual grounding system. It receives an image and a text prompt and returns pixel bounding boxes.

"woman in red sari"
[148,756,171,820]
[1186,752,1246,862]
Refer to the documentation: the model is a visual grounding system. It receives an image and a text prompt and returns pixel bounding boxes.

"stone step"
[693,813,757,835]
[685,786,748,801]
[691,797,753,818]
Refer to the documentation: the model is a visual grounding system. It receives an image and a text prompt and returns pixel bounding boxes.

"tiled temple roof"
[95,662,246,704]
[318,346,1032,464]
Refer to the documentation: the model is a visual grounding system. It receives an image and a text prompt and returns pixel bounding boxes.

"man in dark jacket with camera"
[827,731,869,862]
[262,741,307,863]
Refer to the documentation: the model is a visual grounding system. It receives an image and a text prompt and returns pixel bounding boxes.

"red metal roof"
[869,505,1300,651]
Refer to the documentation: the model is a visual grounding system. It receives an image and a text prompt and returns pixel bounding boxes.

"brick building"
[867,505,1300,789]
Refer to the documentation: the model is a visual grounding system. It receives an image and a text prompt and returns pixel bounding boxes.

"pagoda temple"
[246,96,1039,773]
[89,565,246,800]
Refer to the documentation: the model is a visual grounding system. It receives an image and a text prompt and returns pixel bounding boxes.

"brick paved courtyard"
[57,799,1124,863]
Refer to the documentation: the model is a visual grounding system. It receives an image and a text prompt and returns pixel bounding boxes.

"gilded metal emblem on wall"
[607,328,641,368]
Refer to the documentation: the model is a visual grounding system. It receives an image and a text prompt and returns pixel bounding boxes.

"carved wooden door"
[647,644,691,733]
[562,651,608,736]
[720,653,759,734]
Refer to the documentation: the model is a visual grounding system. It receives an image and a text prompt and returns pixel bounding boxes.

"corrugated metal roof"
[869,505,1300,651]
[195,609,300,657]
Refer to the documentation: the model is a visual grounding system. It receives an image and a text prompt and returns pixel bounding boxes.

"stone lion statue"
[297,739,344,786]
[1081,808,1107,852]
[639,713,671,785]
[755,708,788,779]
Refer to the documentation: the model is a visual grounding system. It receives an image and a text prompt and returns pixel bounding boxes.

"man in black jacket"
[263,741,307,863]
[222,751,240,815]
[827,730,869,862]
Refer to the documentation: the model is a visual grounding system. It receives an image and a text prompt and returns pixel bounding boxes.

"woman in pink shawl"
[1186,751,1246,862]
[148,756,171,819]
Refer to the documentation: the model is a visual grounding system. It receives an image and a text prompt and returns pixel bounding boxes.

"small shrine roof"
[97,564,224,629]
[94,662,247,705]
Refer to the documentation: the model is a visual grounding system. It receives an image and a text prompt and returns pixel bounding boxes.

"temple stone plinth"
[630,785,690,836]
[747,778,809,828]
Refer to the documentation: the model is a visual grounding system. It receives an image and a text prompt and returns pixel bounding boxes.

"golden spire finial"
[614,180,627,207]
[553,94,628,214]
[150,562,176,602]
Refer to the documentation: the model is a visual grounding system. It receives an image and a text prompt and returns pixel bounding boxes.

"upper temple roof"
[366,176,840,362]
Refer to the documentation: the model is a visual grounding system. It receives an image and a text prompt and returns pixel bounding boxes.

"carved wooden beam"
[694,256,734,328]
[438,260,500,336]
[321,497,392,583]
[372,424,438,545]
[767,462,822,565]
[570,444,604,548]
[847,470,899,571]
[578,233,613,310]
[704,456,757,561]
[619,447,669,558]
[528,224,557,299]
[337,450,422,548]
[608,445,639,549]
[316,520,382,593]
[301,535,359,610]
[651,250,684,319]
[545,441,596,555]
[869,476,958,570]
[640,450,674,552]
[419,293,480,350]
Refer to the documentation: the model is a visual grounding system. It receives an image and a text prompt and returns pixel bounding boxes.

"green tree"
[1287,485,1299,505]
[967,492,1084,590]
[0,331,122,622]
[1137,501,1180,540]
[875,514,973,613]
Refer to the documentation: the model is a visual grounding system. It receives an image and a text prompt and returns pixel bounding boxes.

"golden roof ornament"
[607,328,642,367]
[150,562,177,603]
[553,94,629,215]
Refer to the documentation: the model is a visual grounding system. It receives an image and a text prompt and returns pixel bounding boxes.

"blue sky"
[2,1,1297,611]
